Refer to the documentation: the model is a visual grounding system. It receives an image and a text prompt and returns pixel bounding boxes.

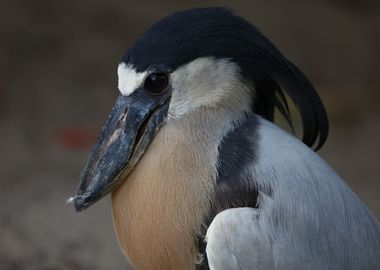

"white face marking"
[117,63,147,96]
[117,57,251,119]
[169,57,249,119]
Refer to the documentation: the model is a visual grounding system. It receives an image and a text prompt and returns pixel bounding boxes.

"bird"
[70,7,380,270]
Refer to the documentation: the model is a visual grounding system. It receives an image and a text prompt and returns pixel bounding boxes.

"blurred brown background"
[0,0,379,269]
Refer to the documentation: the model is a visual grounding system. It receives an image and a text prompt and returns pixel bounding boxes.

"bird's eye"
[144,73,169,94]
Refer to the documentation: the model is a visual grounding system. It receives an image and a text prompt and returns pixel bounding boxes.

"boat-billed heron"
[70,7,380,270]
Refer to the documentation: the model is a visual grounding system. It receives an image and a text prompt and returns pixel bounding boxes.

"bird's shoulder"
[198,115,380,270]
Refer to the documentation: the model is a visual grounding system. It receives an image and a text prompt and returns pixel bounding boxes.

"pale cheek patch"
[169,57,246,118]
[117,63,147,96]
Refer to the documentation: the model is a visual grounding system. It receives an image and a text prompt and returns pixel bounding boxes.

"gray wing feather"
[206,207,274,270]
[205,117,380,270]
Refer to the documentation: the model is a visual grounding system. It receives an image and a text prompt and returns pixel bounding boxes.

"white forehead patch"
[117,63,147,96]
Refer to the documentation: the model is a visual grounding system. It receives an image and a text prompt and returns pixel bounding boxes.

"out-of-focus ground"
[0,0,379,269]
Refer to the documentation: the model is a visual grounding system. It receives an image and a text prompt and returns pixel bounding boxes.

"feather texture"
[122,7,328,149]
[201,117,380,270]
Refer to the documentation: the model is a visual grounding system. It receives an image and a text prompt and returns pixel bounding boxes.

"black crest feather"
[123,7,329,150]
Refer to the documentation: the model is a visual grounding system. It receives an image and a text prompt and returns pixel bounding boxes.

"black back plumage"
[122,7,329,150]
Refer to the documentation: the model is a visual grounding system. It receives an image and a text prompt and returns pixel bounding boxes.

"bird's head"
[71,7,328,211]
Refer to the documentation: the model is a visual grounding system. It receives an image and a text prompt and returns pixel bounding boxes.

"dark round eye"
[144,72,169,94]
